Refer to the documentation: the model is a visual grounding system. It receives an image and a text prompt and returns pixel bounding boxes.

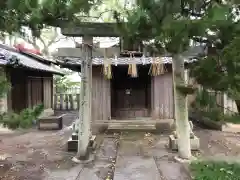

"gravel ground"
[0,111,78,180]
[1,115,240,180]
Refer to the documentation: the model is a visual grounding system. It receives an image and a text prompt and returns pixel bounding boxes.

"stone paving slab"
[43,164,83,180]
[97,137,118,159]
[154,160,191,180]
[142,138,174,158]
[114,156,162,180]
[77,168,99,180]
[118,141,141,156]
[77,159,113,180]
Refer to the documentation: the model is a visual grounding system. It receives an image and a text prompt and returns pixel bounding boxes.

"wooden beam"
[56,47,120,58]
[61,22,121,37]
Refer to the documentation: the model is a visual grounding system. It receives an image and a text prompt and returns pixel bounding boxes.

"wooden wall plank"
[43,78,52,109]
[151,73,174,119]
[91,66,111,121]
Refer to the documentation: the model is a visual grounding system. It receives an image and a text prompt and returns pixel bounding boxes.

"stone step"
[109,121,155,124]
[108,124,156,130]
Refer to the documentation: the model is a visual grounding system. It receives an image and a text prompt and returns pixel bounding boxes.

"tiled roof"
[55,46,206,66]
[56,56,197,66]
[20,51,57,64]
[0,45,64,75]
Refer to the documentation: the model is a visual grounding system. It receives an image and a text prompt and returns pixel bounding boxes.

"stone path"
[113,132,191,180]
[44,133,191,180]
[114,156,161,180]
[44,137,119,180]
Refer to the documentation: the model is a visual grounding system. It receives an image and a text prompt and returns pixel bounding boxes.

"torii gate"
[58,22,204,160]
[60,22,120,160]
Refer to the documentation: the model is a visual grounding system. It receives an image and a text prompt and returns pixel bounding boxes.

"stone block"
[67,135,97,152]
[172,131,195,139]
[168,134,200,151]
[37,114,64,130]
[72,133,78,140]
[67,138,78,152]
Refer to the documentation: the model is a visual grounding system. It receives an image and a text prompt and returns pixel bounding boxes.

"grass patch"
[201,109,224,122]
[190,161,240,180]
[224,114,240,124]
[200,110,240,124]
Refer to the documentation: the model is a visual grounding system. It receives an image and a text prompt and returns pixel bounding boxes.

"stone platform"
[38,114,65,130]
[168,134,200,151]
[106,119,174,133]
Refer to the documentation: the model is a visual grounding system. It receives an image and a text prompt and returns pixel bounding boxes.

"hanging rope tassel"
[128,53,138,78]
[148,56,155,76]
[157,57,165,75]
[103,48,112,79]
[149,57,165,76]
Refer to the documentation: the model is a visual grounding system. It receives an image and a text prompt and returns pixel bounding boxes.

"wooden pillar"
[43,78,52,109]
[77,35,93,159]
[88,38,93,137]
[0,67,9,113]
[27,78,32,108]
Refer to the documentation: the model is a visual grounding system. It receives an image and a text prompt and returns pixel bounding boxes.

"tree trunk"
[172,54,191,159]
[76,36,93,159]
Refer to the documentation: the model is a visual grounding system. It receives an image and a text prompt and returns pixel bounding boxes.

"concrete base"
[67,134,97,152]
[174,155,197,163]
[72,154,95,164]
[39,108,54,118]
[168,134,200,151]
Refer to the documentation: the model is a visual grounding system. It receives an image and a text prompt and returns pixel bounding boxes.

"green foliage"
[190,35,240,93]
[189,2,240,102]
[114,0,240,106]
[32,104,44,118]
[114,0,234,55]
[192,89,224,121]
[54,74,79,93]
[0,112,20,129]
[18,108,35,128]
[190,161,240,180]
[192,89,216,109]
[193,89,240,123]
[0,0,100,36]
[0,104,44,129]
[201,108,224,122]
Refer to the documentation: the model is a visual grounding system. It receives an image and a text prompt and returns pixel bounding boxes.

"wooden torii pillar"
[61,22,119,160]
[76,36,93,160]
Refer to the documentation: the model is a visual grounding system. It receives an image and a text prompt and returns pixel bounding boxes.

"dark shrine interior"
[110,65,152,119]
